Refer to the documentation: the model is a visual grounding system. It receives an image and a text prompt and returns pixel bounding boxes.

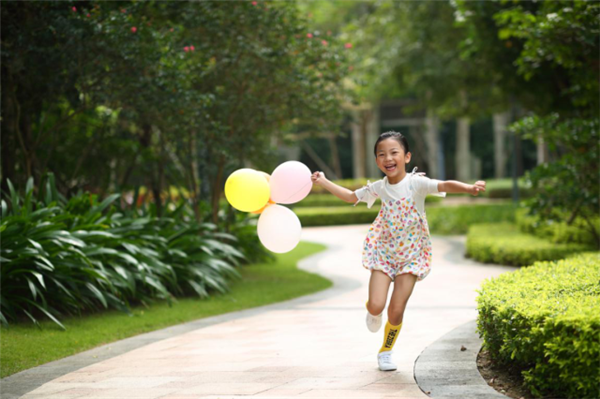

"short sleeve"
[410,175,446,198]
[354,180,383,208]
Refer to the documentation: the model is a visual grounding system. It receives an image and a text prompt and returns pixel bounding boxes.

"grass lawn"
[0,241,330,378]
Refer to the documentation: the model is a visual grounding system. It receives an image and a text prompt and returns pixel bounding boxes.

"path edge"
[413,319,508,399]
[1,240,353,399]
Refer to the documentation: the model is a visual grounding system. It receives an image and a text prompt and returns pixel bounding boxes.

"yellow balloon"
[225,169,270,212]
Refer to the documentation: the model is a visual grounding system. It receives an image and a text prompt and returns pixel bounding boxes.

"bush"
[476,253,600,398]
[0,176,253,329]
[484,178,535,199]
[426,204,516,234]
[516,208,600,247]
[466,223,591,266]
[296,204,517,234]
[309,178,372,195]
[293,194,442,208]
[295,206,379,227]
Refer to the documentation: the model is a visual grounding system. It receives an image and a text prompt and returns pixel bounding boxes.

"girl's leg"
[367,270,393,316]
[379,273,418,354]
[387,273,418,325]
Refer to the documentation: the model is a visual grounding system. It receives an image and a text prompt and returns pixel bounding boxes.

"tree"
[1,1,348,223]
[454,0,599,247]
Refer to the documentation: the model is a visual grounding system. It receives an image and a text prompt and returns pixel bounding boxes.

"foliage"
[477,253,600,398]
[296,204,516,233]
[455,0,599,249]
[516,208,599,248]
[0,175,249,329]
[1,1,348,222]
[425,204,516,235]
[466,223,591,266]
[511,114,599,248]
[1,241,330,378]
[295,206,379,227]
[454,0,599,116]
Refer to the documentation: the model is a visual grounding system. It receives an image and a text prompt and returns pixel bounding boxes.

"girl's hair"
[373,131,410,157]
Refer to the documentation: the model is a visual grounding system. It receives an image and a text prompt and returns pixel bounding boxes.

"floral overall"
[362,170,432,281]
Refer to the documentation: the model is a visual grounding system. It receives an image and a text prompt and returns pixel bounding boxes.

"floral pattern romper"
[360,169,434,281]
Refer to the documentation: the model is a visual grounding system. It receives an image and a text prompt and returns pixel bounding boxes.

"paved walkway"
[11,225,516,399]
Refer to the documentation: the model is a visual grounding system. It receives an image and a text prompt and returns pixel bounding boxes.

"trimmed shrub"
[516,208,600,247]
[477,253,600,398]
[293,194,442,208]
[426,204,516,235]
[484,178,535,199]
[295,206,379,227]
[466,223,591,266]
[309,178,372,195]
[296,204,517,234]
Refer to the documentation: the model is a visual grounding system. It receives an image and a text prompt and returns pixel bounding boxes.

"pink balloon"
[270,161,313,204]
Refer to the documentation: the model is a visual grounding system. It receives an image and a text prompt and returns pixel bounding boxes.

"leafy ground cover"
[0,241,330,378]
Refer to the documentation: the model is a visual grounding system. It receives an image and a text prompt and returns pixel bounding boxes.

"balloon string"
[280,180,312,204]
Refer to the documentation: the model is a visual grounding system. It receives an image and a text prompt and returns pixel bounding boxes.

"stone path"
[5,225,516,399]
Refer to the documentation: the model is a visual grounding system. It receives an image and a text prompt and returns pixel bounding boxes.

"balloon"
[251,199,276,215]
[257,204,302,253]
[258,171,271,182]
[249,172,274,214]
[270,161,313,204]
[224,169,270,212]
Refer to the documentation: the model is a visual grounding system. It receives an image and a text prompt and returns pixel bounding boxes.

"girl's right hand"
[311,171,326,186]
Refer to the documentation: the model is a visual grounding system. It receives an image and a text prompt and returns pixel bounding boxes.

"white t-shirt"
[354,174,446,215]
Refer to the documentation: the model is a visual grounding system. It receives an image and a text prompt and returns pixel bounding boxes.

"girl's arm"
[438,180,486,196]
[311,172,358,204]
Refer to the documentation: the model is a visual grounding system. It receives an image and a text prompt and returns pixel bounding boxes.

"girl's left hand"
[470,181,486,196]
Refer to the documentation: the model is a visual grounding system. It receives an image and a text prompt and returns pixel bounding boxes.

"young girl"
[311,131,486,371]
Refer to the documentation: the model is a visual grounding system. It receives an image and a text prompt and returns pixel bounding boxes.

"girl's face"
[375,138,411,178]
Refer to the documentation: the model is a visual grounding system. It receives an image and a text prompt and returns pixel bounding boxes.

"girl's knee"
[367,300,385,316]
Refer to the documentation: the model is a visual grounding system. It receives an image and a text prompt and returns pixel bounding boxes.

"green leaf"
[85,283,108,308]
[26,278,38,300]
[31,271,46,289]
[24,298,66,330]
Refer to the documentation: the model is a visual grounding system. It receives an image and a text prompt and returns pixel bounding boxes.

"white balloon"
[257,204,302,253]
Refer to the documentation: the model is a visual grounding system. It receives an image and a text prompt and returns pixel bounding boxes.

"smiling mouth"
[385,164,397,171]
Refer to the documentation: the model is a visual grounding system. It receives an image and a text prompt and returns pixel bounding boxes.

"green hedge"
[293,194,442,208]
[516,208,599,247]
[295,206,379,226]
[425,204,516,234]
[477,253,600,398]
[296,204,517,234]
[466,223,591,266]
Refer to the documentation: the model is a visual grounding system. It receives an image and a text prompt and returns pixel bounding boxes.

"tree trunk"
[351,108,370,179]
[187,130,202,222]
[1,67,17,193]
[211,154,226,225]
[493,111,510,179]
[139,123,162,216]
[327,132,343,179]
[456,117,471,181]
[424,108,440,179]
[456,90,470,182]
